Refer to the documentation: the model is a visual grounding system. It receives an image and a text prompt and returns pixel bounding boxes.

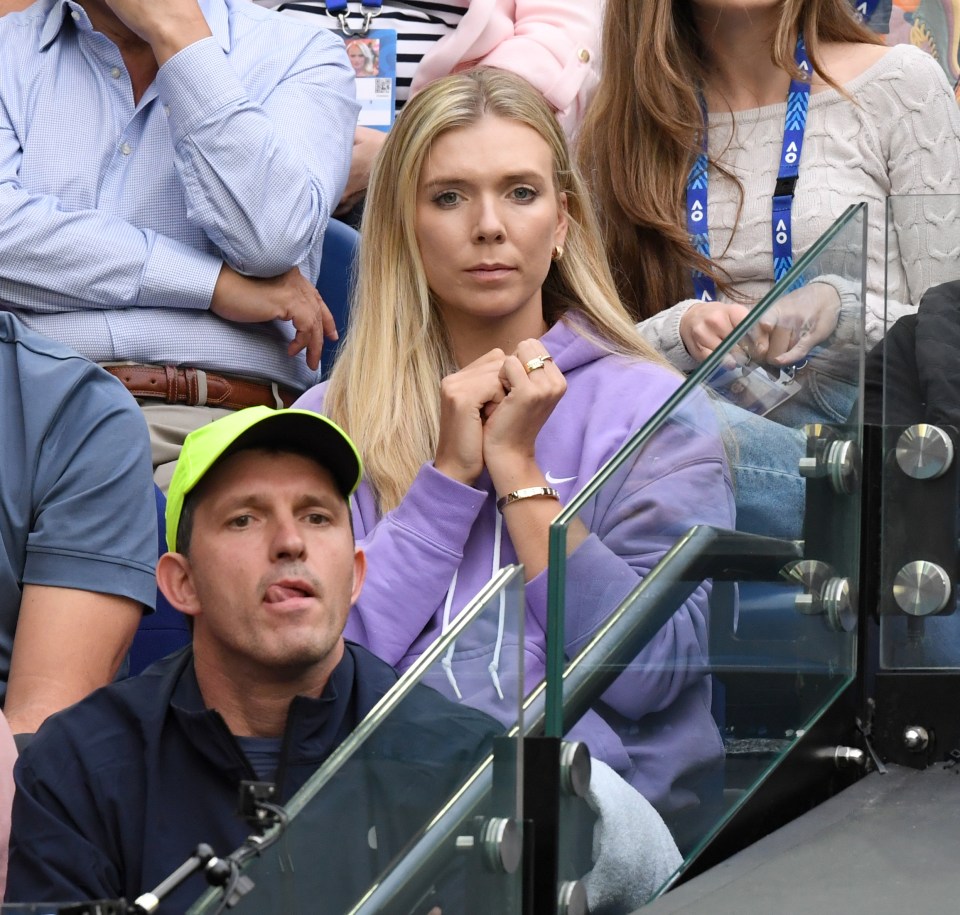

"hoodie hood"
[547,314,619,374]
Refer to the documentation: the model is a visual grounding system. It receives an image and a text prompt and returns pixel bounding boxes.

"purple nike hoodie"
[295,316,735,817]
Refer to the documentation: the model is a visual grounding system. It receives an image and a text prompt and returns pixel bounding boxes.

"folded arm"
[0,14,356,312]
[4,369,157,736]
[478,0,600,134]
[159,32,356,277]
[6,725,124,903]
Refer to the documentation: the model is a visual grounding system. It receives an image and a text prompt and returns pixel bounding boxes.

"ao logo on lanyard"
[853,0,880,23]
[686,35,812,302]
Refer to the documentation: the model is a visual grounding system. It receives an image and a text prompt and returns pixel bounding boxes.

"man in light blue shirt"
[0,0,359,483]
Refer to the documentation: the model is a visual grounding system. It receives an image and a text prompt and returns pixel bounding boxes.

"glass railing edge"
[552,202,867,527]
[543,202,866,737]
[281,563,524,820]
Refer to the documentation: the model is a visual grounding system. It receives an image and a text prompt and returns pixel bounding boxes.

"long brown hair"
[576,0,881,320]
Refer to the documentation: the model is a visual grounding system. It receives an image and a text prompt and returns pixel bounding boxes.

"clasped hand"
[434,341,566,488]
[679,282,842,366]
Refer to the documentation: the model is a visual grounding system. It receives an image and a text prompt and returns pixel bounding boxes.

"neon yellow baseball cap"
[165,407,362,553]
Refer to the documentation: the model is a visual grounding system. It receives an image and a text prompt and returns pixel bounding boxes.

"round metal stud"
[903,725,930,752]
[559,741,591,798]
[797,439,859,493]
[822,577,857,632]
[895,424,954,480]
[784,559,833,616]
[826,439,859,495]
[893,561,953,617]
[479,817,521,874]
[834,746,866,769]
[558,880,588,915]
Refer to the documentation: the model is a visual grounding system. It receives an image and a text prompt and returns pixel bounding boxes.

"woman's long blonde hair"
[576,0,881,320]
[325,67,665,512]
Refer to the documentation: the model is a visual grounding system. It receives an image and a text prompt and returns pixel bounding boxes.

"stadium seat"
[127,486,189,676]
[316,218,360,379]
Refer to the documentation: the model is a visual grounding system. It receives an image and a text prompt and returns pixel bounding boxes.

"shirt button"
[577,48,591,63]
[163,104,171,116]
[120,142,132,156]
[110,67,121,79]
[70,9,80,19]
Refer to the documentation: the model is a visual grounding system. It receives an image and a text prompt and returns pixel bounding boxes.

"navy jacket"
[5,643,500,912]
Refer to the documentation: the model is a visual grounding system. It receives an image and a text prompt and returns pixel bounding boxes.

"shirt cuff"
[138,234,223,310]
[638,302,701,373]
[388,463,488,554]
[156,37,249,143]
[810,275,860,346]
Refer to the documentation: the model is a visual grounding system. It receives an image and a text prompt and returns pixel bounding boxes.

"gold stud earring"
[551,245,564,261]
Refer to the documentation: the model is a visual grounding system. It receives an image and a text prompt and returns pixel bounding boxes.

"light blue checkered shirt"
[0,0,358,390]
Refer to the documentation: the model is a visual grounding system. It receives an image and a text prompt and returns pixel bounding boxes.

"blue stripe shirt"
[0,0,359,389]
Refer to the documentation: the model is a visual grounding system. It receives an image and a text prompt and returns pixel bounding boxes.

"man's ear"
[350,547,367,606]
[156,552,202,619]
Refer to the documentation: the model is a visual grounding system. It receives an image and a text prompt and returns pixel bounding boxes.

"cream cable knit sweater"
[638,44,960,371]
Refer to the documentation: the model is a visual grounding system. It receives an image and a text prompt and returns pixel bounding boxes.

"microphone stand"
[128,782,289,915]
[130,843,235,914]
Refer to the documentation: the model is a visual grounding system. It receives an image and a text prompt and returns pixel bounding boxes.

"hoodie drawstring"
[440,568,462,699]
[439,507,506,703]
[488,511,506,701]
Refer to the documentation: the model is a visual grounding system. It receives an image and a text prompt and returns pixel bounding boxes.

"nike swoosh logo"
[545,471,577,485]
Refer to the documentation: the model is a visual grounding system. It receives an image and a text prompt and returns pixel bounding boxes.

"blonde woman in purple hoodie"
[295,68,735,821]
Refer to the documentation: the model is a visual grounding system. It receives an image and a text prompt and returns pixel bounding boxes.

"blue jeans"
[715,355,859,539]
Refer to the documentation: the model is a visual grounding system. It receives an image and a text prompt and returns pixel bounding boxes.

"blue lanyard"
[324,0,382,35]
[852,0,880,22]
[686,35,811,301]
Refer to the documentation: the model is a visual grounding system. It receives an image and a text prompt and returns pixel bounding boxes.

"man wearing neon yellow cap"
[5,407,499,910]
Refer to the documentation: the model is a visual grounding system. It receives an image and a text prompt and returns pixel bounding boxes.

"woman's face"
[414,115,568,335]
[347,44,365,74]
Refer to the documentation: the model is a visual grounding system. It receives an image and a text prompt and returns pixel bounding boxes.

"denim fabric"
[768,357,860,428]
[716,400,807,539]
[716,352,860,539]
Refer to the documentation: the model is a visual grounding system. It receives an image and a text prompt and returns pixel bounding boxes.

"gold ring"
[524,354,553,374]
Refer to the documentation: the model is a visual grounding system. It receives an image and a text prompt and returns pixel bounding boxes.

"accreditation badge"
[708,362,802,417]
[340,29,397,131]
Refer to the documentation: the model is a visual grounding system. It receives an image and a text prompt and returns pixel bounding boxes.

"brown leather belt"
[101,364,297,411]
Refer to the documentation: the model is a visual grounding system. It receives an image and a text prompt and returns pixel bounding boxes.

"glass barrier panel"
[880,194,960,669]
[186,565,525,915]
[545,205,867,908]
